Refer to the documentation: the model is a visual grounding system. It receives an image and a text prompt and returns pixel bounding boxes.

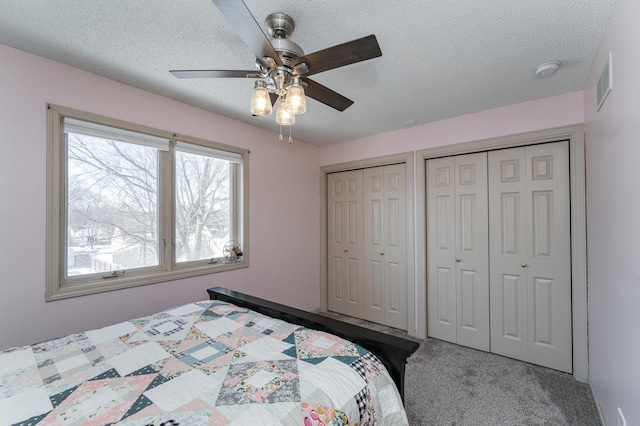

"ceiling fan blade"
[211,0,283,67]
[170,70,261,79]
[302,78,354,112]
[292,35,382,77]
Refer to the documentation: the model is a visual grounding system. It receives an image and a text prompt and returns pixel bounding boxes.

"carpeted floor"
[321,312,601,426]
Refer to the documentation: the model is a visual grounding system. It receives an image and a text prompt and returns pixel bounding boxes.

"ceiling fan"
[170,0,382,121]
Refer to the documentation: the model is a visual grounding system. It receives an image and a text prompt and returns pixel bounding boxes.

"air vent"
[597,51,613,111]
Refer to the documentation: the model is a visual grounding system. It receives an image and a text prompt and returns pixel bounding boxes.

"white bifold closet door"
[327,170,364,318]
[427,153,490,351]
[327,164,408,329]
[488,141,572,373]
[363,164,407,330]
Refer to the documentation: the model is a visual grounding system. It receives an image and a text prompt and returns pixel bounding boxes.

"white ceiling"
[0,0,614,146]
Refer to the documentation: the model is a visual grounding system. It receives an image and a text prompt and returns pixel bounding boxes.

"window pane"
[66,132,160,277]
[47,105,248,301]
[175,149,231,262]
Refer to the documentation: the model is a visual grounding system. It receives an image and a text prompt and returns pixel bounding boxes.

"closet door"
[489,141,572,373]
[427,153,489,350]
[327,170,364,318]
[454,154,489,351]
[427,157,457,343]
[363,164,407,329]
[488,147,528,361]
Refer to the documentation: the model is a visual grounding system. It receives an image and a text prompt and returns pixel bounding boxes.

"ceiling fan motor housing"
[265,13,295,39]
[270,38,304,65]
[265,13,304,65]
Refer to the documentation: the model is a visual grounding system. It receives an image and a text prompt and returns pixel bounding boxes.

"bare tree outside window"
[175,150,231,262]
[66,133,160,276]
[66,135,234,277]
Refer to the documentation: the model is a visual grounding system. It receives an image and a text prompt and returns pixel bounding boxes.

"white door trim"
[415,125,588,382]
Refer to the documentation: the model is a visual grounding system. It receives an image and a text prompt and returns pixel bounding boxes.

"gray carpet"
[321,312,601,426]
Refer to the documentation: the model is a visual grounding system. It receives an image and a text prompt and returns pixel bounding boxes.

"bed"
[0,287,419,425]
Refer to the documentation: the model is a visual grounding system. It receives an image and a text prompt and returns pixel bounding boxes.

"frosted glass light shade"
[250,81,272,116]
[285,77,306,114]
[276,98,295,125]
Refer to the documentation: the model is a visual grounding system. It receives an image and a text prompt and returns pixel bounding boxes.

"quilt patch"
[294,329,360,361]
[217,359,299,405]
[301,402,351,426]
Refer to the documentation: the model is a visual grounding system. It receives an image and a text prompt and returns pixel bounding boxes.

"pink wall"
[0,39,588,367]
[0,44,321,350]
[320,91,583,165]
[583,0,640,424]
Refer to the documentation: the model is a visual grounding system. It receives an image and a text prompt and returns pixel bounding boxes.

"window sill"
[45,260,248,301]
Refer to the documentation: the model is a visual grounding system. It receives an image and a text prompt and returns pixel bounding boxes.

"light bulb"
[250,81,272,116]
[285,76,306,114]
[276,97,295,125]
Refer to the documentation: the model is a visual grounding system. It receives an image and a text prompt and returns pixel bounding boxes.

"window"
[46,104,248,301]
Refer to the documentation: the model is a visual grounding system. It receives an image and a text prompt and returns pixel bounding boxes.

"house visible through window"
[46,105,248,301]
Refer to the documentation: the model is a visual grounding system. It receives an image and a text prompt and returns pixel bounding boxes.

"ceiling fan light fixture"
[171,4,382,136]
[276,96,295,125]
[284,76,306,114]
[250,80,272,116]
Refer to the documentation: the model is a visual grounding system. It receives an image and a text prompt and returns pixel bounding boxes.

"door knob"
[456,258,461,263]
[344,249,348,253]
[521,263,527,268]
[380,252,385,256]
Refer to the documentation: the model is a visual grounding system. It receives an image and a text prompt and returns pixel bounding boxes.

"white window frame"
[46,104,249,301]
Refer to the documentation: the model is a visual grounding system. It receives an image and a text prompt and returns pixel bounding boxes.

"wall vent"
[597,51,613,111]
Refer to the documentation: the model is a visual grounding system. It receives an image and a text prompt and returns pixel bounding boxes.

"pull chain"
[278,125,293,144]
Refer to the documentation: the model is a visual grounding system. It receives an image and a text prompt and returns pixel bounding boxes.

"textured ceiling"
[0,0,614,146]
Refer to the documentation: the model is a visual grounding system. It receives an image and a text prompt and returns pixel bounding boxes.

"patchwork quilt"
[0,300,408,425]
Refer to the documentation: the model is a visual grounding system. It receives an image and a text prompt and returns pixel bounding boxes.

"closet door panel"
[386,261,402,315]
[328,177,345,305]
[363,164,407,328]
[327,170,364,318]
[427,157,457,343]
[364,167,385,324]
[383,164,407,329]
[501,273,525,340]
[489,147,529,362]
[489,141,572,372]
[526,142,572,373]
[330,257,344,303]
[496,272,529,360]
[454,153,489,351]
[460,269,478,328]
[532,277,553,344]
[435,267,456,331]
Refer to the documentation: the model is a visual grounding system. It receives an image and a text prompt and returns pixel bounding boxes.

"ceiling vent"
[597,52,613,111]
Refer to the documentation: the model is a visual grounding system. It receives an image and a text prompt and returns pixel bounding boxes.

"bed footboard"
[207,286,419,400]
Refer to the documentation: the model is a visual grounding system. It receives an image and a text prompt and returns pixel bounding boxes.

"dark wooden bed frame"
[207,287,420,400]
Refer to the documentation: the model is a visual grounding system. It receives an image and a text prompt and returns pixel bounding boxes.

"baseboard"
[589,379,606,425]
